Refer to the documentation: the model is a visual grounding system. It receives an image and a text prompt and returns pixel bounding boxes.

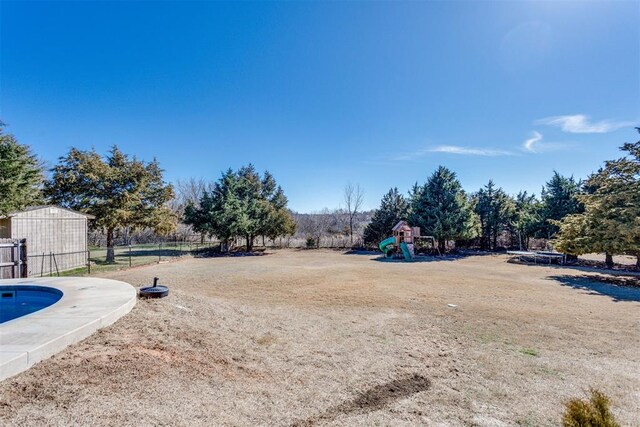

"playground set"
[378,221,435,261]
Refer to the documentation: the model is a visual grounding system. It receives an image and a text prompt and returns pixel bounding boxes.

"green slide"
[379,236,395,258]
[400,242,413,261]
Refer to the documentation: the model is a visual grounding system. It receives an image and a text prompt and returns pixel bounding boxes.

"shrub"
[562,389,620,427]
[306,237,316,248]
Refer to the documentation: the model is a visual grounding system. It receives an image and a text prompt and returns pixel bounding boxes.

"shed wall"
[10,207,88,276]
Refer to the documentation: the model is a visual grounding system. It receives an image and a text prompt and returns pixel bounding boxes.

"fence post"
[158,242,162,263]
[11,240,16,278]
[19,239,27,278]
[49,252,53,277]
[129,245,132,267]
[87,250,91,275]
[52,253,59,277]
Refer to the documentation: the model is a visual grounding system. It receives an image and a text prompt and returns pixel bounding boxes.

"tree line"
[182,165,295,252]
[173,179,371,249]
[1,118,372,256]
[2,122,638,267]
[0,124,296,262]
[364,129,640,267]
[292,209,372,249]
[364,168,582,252]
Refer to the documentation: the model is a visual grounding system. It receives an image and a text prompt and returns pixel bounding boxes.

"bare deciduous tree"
[174,177,211,211]
[172,177,213,243]
[296,208,332,248]
[344,182,364,246]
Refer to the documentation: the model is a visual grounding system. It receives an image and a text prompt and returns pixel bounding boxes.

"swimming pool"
[0,285,63,324]
[0,277,135,381]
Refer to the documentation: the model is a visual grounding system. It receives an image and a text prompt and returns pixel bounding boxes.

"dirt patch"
[293,374,431,426]
[342,374,431,413]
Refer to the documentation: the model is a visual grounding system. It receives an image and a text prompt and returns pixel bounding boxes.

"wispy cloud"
[374,129,575,165]
[428,145,513,156]
[389,145,514,161]
[390,150,428,162]
[536,114,634,134]
[520,131,575,153]
[522,131,542,152]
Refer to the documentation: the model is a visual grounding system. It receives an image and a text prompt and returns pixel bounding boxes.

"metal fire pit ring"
[139,277,169,298]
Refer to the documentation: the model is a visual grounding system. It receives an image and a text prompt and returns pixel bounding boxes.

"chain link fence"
[27,240,221,277]
[24,236,368,278]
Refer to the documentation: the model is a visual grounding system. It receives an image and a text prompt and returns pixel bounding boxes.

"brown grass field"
[1,249,639,426]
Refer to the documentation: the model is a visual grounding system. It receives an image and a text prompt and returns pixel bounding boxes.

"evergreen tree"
[512,191,541,250]
[45,146,176,262]
[409,166,477,253]
[183,192,214,239]
[237,164,265,250]
[259,175,296,244]
[552,214,592,258]
[363,187,408,245]
[0,124,43,216]
[539,171,583,239]
[474,180,515,250]
[184,165,295,251]
[554,129,640,267]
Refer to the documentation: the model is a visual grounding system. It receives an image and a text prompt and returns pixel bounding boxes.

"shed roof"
[392,220,411,232]
[1,205,95,219]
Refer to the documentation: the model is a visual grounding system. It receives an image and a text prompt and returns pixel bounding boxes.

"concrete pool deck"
[0,277,136,381]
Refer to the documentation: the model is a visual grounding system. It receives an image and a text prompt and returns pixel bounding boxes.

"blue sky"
[1,1,638,212]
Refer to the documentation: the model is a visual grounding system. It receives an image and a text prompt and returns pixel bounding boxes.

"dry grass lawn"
[1,250,639,426]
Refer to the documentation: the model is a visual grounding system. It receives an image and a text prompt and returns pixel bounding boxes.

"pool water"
[0,286,63,324]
